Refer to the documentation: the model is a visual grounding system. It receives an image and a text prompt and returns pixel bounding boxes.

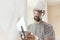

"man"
[27,8,55,40]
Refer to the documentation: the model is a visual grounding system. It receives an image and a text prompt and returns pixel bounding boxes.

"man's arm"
[44,25,55,40]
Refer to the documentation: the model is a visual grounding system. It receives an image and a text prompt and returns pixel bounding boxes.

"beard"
[34,16,41,22]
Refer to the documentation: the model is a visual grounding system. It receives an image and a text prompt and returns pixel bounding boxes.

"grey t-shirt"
[27,21,55,40]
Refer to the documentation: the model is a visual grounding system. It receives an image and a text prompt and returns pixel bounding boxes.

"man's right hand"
[26,32,35,40]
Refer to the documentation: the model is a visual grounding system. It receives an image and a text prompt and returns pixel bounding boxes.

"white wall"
[0,0,27,40]
[16,0,27,25]
[48,4,60,40]
[0,0,16,40]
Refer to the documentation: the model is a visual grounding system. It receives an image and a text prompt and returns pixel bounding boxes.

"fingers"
[26,32,35,40]
[27,32,31,35]
[27,32,31,38]
[27,32,34,37]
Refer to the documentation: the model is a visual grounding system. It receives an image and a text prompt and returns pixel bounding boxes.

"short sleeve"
[44,24,55,40]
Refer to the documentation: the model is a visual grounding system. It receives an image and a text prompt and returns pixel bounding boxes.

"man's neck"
[35,21,42,24]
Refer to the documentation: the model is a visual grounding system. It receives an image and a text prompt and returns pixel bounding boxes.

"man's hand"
[26,32,35,40]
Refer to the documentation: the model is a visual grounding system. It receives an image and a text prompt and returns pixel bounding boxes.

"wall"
[48,4,60,40]
[0,0,16,40]
[0,0,27,40]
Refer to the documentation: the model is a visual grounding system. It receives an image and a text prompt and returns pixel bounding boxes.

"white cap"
[33,0,47,11]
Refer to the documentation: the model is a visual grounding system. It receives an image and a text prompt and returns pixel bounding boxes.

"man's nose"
[35,14,40,16]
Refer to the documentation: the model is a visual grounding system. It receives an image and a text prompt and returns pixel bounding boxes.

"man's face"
[33,11,42,22]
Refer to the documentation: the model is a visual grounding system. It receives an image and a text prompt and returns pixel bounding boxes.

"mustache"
[34,16,40,18]
[34,16,41,21]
